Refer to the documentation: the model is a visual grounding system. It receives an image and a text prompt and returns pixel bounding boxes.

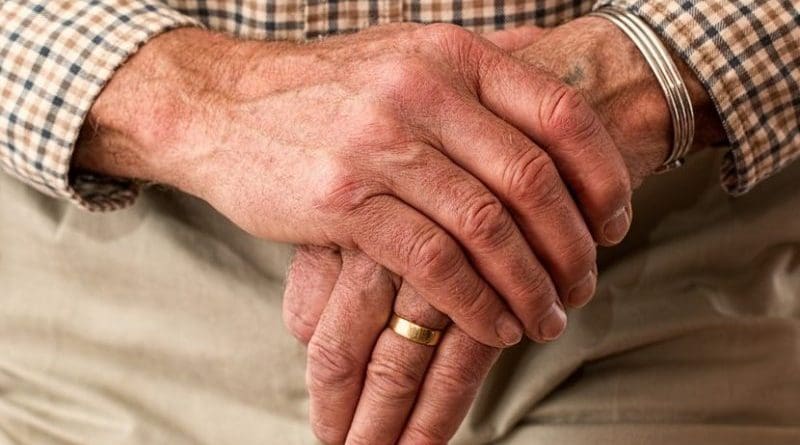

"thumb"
[483,26,548,52]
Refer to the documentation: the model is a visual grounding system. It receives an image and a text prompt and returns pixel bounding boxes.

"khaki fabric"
[1,149,799,444]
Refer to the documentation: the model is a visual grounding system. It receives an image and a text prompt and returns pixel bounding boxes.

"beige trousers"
[1,150,799,444]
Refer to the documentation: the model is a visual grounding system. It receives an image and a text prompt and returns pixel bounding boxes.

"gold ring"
[388,314,442,346]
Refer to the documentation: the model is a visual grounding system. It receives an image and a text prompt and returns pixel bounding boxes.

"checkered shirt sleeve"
[595,0,800,195]
[0,1,199,210]
[2,0,798,210]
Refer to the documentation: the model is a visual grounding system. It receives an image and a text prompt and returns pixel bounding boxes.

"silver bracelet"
[589,6,695,173]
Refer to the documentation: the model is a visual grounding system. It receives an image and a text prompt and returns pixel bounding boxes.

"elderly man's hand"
[508,18,726,186]
[75,23,634,348]
[286,247,500,445]
[284,18,727,445]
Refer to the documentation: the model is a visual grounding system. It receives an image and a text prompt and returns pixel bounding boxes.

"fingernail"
[567,269,597,308]
[538,302,567,341]
[496,312,524,346]
[603,207,630,244]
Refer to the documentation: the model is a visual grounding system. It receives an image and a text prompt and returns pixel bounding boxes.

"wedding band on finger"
[388,314,443,346]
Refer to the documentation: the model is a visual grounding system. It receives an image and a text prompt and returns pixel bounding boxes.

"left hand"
[284,17,727,445]
[286,247,499,444]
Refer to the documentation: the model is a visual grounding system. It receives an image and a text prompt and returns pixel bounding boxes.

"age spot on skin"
[562,65,585,87]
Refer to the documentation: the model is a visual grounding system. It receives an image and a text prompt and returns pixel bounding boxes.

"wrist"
[515,17,725,186]
[72,28,280,196]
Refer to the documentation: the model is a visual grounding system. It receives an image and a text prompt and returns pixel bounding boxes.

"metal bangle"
[589,6,695,173]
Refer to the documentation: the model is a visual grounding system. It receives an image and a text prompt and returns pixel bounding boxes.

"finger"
[398,326,500,445]
[283,245,342,344]
[306,252,396,445]
[349,194,523,348]
[474,39,633,246]
[433,101,597,309]
[346,283,448,445]
[377,147,567,340]
[483,26,548,52]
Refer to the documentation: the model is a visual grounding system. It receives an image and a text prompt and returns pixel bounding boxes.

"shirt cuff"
[593,0,800,195]
[0,1,201,211]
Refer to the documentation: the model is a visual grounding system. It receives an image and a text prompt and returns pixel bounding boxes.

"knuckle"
[505,150,545,195]
[378,57,433,102]
[365,355,422,403]
[460,197,513,248]
[306,336,360,390]
[543,84,599,140]
[390,143,438,173]
[420,22,474,47]
[343,253,388,287]
[431,359,485,393]
[315,165,382,215]
[282,308,315,344]
[418,23,485,82]
[408,228,460,281]
[349,102,412,146]
[372,54,455,109]
[515,155,565,213]
[456,287,497,326]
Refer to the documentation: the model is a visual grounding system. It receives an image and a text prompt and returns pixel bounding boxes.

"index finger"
[305,252,396,445]
[282,245,342,344]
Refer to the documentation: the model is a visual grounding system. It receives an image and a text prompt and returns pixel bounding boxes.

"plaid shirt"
[1,1,798,210]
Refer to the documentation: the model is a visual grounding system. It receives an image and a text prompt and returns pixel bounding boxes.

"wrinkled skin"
[283,20,725,445]
[77,22,634,352]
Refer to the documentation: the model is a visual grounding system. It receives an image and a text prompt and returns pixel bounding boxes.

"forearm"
[0,0,198,210]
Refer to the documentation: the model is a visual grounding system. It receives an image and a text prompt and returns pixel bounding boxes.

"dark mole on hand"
[562,65,585,87]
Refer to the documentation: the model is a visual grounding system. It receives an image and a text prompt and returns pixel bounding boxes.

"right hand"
[75,23,632,347]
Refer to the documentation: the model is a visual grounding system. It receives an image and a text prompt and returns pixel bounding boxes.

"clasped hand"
[279,25,638,445]
[76,20,653,445]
